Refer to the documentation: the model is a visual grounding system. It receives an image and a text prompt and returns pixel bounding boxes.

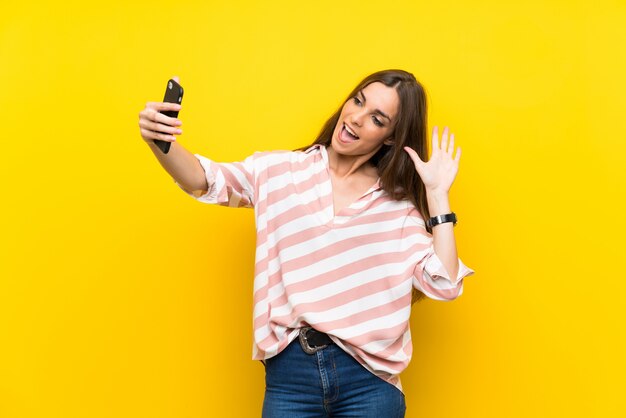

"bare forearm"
[426,191,459,279]
[138,97,208,194]
[146,141,208,194]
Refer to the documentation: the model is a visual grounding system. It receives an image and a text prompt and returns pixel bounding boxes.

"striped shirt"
[176,144,474,392]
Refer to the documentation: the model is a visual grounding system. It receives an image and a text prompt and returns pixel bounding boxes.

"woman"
[138,69,474,417]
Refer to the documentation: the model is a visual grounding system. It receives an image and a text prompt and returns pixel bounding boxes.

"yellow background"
[1,0,625,417]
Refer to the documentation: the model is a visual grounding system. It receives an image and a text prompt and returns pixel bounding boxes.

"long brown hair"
[298,69,432,303]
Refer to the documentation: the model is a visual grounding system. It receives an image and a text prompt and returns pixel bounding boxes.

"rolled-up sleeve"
[412,245,475,301]
[175,153,255,208]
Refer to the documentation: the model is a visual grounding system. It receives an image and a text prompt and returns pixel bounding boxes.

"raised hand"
[138,76,183,145]
[404,126,461,195]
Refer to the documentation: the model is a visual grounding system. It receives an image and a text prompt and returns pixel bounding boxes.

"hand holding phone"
[154,78,184,154]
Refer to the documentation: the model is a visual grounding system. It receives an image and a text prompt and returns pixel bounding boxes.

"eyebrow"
[359,89,392,122]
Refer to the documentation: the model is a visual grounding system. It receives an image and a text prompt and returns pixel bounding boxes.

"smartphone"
[154,78,184,154]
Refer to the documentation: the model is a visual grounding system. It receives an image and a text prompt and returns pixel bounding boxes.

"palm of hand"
[404,126,461,194]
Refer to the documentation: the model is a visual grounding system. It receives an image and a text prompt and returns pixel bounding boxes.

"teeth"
[344,123,358,138]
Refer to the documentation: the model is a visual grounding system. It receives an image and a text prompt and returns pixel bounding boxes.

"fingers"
[448,132,455,155]
[138,118,182,135]
[138,102,183,143]
[139,127,177,142]
[455,146,462,162]
[152,110,182,126]
[433,126,457,156]
[441,126,449,153]
[403,146,424,169]
[145,101,182,112]
[172,75,180,84]
[140,103,182,126]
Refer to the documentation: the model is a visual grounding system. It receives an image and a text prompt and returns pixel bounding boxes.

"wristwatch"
[426,212,457,228]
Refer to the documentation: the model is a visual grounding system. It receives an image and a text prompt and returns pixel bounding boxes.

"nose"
[349,109,365,127]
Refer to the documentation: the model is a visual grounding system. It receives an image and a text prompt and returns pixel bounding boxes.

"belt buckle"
[298,326,328,355]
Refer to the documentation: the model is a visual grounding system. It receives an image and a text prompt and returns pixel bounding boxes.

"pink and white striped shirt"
[176,144,474,391]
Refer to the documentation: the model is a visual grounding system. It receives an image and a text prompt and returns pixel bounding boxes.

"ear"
[383,137,394,146]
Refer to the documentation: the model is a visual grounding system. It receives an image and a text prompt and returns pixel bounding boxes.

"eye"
[372,116,383,127]
[352,96,362,106]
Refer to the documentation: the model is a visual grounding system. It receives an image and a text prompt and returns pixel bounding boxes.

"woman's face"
[331,81,400,158]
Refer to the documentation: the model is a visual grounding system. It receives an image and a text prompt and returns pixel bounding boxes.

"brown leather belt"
[298,326,333,354]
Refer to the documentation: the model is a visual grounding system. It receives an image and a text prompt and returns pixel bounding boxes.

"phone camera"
[168,81,173,89]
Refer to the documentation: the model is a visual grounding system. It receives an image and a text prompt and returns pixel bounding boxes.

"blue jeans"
[262,338,406,417]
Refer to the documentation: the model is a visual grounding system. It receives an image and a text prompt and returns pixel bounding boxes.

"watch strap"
[427,212,457,228]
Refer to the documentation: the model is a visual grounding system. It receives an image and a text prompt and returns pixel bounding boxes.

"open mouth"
[341,123,360,141]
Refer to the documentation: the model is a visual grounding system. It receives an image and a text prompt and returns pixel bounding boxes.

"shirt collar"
[304,143,324,153]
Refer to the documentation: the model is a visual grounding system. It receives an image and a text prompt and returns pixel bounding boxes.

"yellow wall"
[1,1,625,417]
